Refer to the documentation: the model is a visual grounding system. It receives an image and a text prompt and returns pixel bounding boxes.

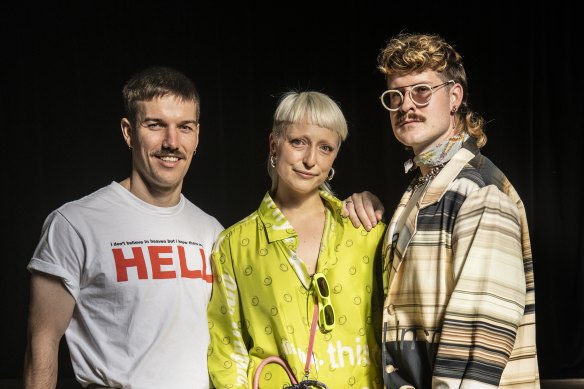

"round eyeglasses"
[380,80,454,111]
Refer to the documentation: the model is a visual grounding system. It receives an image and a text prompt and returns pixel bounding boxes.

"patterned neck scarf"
[403,132,469,173]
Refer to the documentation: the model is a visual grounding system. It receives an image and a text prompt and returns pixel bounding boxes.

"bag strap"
[253,303,319,388]
[252,355,298,388]
[303,302,319,379]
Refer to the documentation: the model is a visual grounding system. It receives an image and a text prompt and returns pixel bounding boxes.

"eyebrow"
[389,81,432,90]
[142,117,199,125]
[179,120,199,126]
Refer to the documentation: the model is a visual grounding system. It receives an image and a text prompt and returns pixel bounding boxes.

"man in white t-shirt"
[23,66,224,389]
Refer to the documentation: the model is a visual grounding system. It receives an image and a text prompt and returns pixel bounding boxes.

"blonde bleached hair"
[378,32,487,148]
[268,90,348,194]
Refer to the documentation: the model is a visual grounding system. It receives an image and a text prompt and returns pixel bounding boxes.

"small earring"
[327,167,335,181]
[270,155,276,168]
[128,145,133,150]
[451,106,458,114]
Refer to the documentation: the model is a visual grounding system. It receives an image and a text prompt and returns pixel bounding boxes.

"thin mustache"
[154,148,185,159]
[397,114,424,126]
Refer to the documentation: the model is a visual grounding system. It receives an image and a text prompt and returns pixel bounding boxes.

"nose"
[303,146,317,167]
[162,126,179,149]
[400,89,416,112]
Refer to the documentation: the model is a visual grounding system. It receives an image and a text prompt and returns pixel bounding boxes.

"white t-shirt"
[28,182,224,389]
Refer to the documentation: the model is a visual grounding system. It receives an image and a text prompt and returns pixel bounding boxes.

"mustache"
[153,147,185,159]
[396,113,425,126]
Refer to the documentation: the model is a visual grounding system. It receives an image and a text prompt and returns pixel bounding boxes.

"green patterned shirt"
[208,190,386,388]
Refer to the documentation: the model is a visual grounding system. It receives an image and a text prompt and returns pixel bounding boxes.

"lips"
[294,169,318,178]
[159,155,180,162]
[397,116,424,127]
[154,152,184,162]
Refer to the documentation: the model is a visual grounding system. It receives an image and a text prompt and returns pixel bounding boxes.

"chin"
[289,184,321,195]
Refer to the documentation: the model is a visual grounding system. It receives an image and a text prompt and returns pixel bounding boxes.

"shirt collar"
[257,190,342,243]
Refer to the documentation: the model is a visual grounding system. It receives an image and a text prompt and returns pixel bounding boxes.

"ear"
[450,82,464,109]
[268,132,277,155]
[193,123,200,151]
[121,118,133,149]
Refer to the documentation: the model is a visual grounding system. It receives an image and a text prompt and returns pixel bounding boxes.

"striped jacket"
[382,139,539,388]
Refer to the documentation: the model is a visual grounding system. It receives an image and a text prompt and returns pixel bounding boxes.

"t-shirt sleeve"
[27,210,83,300]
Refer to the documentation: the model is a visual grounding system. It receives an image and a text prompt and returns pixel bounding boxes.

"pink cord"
[252,355,298,388]
[304,304,319,376]
[252,304,320,388]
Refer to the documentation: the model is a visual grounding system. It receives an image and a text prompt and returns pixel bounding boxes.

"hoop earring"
[270,155,276,168]
[327,167,335,181]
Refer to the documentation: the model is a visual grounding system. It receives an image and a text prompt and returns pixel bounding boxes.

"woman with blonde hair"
[207,90,386,388]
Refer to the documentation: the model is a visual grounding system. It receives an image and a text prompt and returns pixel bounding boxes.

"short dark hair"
[122,66,200,126]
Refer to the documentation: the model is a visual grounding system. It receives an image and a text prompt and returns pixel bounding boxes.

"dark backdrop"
[2,0,582,382]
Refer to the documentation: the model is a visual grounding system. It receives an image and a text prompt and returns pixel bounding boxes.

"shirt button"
[385,364,397,374]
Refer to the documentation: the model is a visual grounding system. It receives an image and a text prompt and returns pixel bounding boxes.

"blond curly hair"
[378,32,487,148]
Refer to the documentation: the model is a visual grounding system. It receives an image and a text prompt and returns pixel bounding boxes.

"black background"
[2,0,582,382]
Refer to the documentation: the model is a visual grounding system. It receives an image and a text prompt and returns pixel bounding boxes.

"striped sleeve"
[433,184,526,388]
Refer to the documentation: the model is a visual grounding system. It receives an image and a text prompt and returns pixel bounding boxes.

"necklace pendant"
[407,163,445,192]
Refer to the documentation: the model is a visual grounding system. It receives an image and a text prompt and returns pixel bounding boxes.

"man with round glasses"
[347,32,540,388]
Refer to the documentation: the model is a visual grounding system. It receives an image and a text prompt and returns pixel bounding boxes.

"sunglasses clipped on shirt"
[312,273,335,333]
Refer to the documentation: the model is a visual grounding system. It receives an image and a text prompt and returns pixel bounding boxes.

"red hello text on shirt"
[112,245,212,282]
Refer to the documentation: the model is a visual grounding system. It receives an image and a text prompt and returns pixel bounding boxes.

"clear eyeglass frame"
[380,80,454,111]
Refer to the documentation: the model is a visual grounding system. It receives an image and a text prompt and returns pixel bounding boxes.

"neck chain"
[407,163,445,192]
